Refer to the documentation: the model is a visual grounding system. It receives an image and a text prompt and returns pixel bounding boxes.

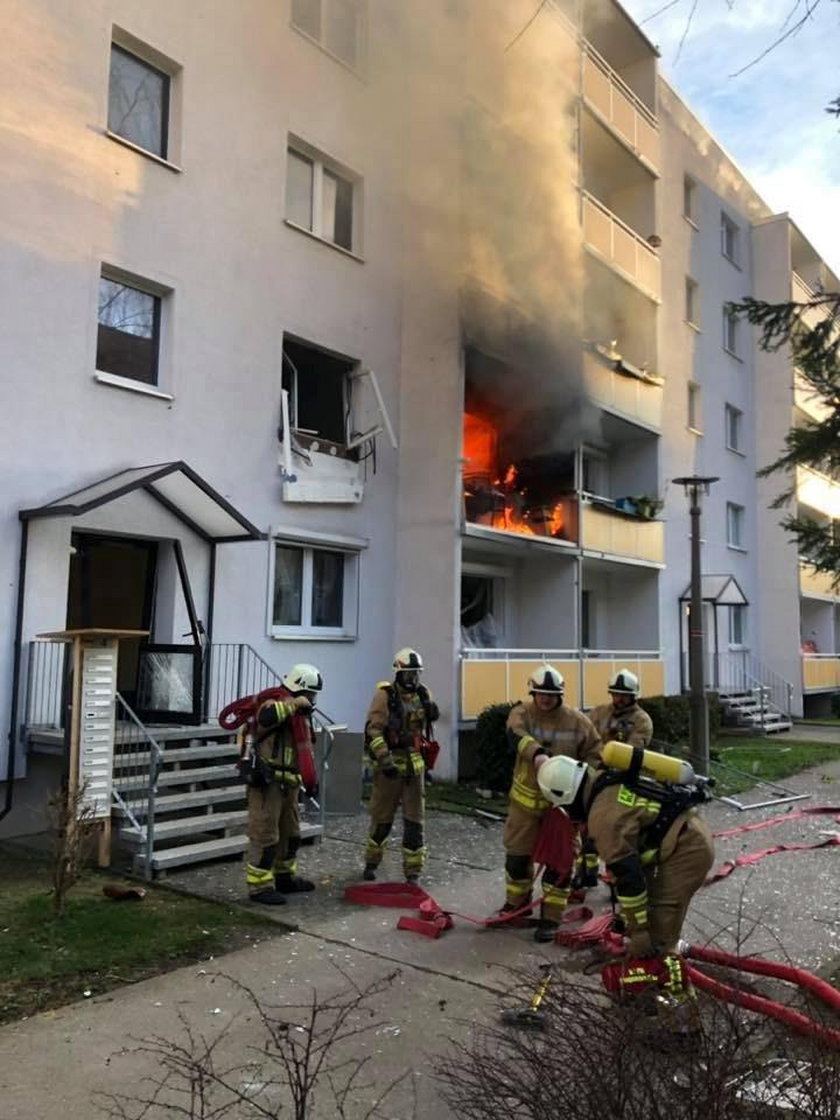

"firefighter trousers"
[246,783,301,897]
[646,815,715,953]
[503,800,577,924]
[365,770,426,875]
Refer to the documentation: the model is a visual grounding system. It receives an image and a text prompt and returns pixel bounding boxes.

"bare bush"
[95,969,416,1120]
[47,781,99,917]
[437,966,840,1120]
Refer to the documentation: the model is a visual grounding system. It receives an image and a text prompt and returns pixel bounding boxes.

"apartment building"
[1,0,837,842]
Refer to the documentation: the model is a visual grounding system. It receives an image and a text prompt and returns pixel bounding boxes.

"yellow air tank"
[602,740,695,785]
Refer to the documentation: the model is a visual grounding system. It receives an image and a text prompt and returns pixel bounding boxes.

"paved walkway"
[1,742,839,1119]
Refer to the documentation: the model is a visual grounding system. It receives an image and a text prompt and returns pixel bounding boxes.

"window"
[108,43,170,158]
[286,142,357,252]
[721,212,740,265]
[96,270,162,386]
[581,589,593,648]
[728,604,746,646]
[282,337,357,446]
[291,0,363,69]
[685,277,699,327]
[270,539,360,636]
[683,175,697,224]
[725,404,743,452]
[687,381,701,432]
[723,307,740,356]
[726,502,745,548]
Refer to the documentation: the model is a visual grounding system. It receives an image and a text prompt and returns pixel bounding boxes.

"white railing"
[796,465,840,520]
[582,43,659,169]
[583,349,662,429]
[582,192,660,301]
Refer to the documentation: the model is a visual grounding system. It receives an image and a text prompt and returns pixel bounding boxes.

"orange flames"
[463,412,566,539]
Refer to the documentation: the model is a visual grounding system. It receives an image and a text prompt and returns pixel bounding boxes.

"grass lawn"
[709,736,839,797]
[0,844,283,1025]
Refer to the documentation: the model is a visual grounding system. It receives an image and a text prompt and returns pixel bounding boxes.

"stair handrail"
[114,692,164,881]
[712,651,794,719]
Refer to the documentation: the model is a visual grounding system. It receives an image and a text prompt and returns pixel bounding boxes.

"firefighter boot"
[274,836,315,893]
[534,919,559,944]
[362,864,377,881]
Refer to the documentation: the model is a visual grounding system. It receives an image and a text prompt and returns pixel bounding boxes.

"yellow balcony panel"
[460,658,580,719]
[582,658,664,709]
[582,47,659,172]
[581,503,664,565]
[799,563,838,599]
[802,655,840,691]
[583,193,660,301]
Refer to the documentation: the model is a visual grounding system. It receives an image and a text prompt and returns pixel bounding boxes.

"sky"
[619,0,840,275]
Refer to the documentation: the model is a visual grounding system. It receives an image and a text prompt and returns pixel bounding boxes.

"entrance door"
[67,533,158,704]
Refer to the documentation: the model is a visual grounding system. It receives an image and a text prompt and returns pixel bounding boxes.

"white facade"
[2,0,839,833]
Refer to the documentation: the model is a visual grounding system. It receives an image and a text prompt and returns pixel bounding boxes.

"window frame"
[687,381,702,433]
[106,31,181,167]
[726,501,746,550]
[722,306,740,358]
[685,276,699,328]
[725,403,743,453]
[285,138,361,255]
[720,211,740,267]
[683,174,697,227]
[728,603,746,648]
[268,533,364,640]
[95,266,168,390]
[290,0,365,73]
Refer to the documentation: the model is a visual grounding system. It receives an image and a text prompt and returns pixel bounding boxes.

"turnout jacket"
[506,701,601,812]
[588,701,653,749]
[254,692,314,787]
[365,682,439,775]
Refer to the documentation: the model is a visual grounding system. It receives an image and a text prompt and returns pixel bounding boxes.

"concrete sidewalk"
[1,748,839,1119]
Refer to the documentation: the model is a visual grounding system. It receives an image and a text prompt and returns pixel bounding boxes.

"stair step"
[113,785,246,818]
[114,764,238,791]
[114,743,239,768]
[145,820,324,873]
[119,809,248,845]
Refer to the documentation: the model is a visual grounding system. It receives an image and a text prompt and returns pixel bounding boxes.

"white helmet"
[608,669,639,698]
[393,648,424,674]
[528,665,565,695]
[537,755,587,807]
[282,663,323,694]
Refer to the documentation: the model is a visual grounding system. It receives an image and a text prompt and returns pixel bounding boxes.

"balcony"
[580,500,664,565]
[583,347,662,429]
[794,369,832,424]
[582,192,660,301]
[796,466,840,521]
[800,562,838,600]
[802,654,840,692]
[582,44,658,172]
[460,649,665,720]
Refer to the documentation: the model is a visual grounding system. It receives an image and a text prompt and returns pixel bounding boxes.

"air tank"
[602,740,696,785]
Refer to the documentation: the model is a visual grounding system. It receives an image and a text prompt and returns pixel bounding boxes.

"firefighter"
[536,750,714,1006]
[500,664,602,942]
[362,648,440,883]
[580,669,653,887]
[245,663,323,905]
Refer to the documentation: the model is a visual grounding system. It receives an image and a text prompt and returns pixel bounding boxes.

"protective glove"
[291,695,312,712]
[304,782,320,801]
[626,928,656,959]
[382,763,400,780]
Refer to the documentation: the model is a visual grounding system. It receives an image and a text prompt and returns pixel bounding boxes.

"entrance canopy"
[19,461,265,543]
[679,574,748,606]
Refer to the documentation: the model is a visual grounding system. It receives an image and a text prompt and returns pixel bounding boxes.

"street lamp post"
[673,475,719,776]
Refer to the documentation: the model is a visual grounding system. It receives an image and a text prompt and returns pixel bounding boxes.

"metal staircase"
[710,653,794,735]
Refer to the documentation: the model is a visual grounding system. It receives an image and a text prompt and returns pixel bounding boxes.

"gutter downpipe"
[1,517,29,824]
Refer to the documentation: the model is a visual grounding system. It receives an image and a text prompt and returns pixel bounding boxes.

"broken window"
[282,337,354,447]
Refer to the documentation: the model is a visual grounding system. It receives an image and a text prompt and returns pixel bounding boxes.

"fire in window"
[462,348,576,540]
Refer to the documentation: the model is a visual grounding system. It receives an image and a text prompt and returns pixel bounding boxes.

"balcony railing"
[799,562,838,599]
[580,501,664,565]
[583,348,662,429]
[582,192,660,301]
[460,649,664,720]
[582,44,659,171]
[792,272,828,331]
[794,369,832,424]
[796,465,840,521]
[802,654,840,692]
